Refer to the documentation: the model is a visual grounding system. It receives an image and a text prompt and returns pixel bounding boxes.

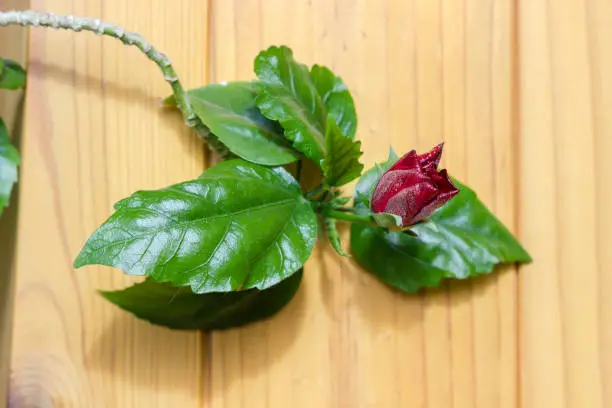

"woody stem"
[0,9,230,156]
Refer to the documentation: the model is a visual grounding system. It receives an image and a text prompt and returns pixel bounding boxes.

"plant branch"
[0,9,230,157]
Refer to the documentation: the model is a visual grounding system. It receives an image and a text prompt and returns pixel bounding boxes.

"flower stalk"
[323,209,374,226]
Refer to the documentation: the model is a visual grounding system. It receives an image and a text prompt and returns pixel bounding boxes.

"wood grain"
[519,0,612,407]
[209,1,519,407]
[3,0,611,406]
[6,1,209,406]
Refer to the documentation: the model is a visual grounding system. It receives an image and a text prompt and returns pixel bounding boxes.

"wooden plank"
[7,1,209,406]
[0,0,29,404]
[519,0,611,407]
[209,1,518,407]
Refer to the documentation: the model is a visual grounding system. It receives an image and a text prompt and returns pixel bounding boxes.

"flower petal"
[389,150,419,172]
[371,168,427,213]
[430,169,459,196]
[411,169,459,223]
[383,181,439,226]
[418,143,444,171]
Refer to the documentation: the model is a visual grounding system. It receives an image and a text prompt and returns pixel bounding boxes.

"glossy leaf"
[351,224,448,292]
[351,160,532,293]
[321,118,363,187]
[254,46,326,163]
[167,82,297,166]
[101,270,303,330]
[324,217,349,257]
[75,160,317,294]
[0,119,19,215]
[310,64,357,138]
[0,58,26,90]
[410,180,532,276]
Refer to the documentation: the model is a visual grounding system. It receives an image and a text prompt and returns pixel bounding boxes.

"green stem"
[0,10,230,157]
[323,209,374,226]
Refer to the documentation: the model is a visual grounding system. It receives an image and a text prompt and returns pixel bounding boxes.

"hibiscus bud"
[370,143,459,228]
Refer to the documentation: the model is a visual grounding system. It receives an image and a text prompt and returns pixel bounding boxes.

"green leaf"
[254,46,326,164]
[324,217,350,257]
[388,146,399,163]
[410,180,532,275]
[0,119,20,215]
[167,82,297,166]
[75,160,317,294]
[321,118,363,187]
[0,58,26,90]
[351,224,448,292]
[351,169,532,292]
[101,270,303,331]
[329,196,351,207]
[310,65,357,139]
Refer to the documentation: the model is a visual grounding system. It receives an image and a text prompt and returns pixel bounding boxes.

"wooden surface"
[519,1,611,407]
[0,0,609,407]
[6,1,209,406]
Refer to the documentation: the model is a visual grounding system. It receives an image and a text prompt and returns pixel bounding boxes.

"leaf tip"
[72,254,87,269]
[519,250,533,264]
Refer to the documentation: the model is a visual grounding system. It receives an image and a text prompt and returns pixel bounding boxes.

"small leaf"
[388,147,398,162]
[168,82,297,166]
[350,172,532,292]
[0,119,20,215]
[321,118,363,187]
[353,153,398,208]
[324,217,350,257]
[0,58,26,90]
[329,196,351,207]
[310,64,357,139]
[75,160,317,294]
[101,270,303,331]
[254,46,326,163]
[372,212,403,230]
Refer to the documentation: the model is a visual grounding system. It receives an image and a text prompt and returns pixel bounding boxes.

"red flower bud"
[371,143,459,228]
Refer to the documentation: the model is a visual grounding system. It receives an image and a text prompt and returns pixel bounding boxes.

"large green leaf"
[0,58,26,90]
[310,65,357,139]
[351,160,531,293]
[254,46,326,164]
[101,270,303,330]
[0,119,20,215]
[351,224,448,292]
[75,160,317,294]
[168,82,298,166]
[321,118,363,187]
